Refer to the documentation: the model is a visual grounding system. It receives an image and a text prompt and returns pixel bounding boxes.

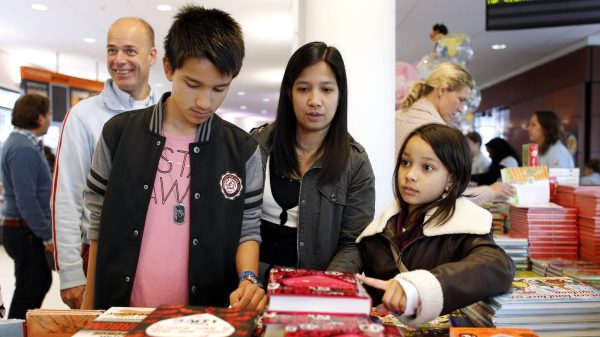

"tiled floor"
[0,244,68,315]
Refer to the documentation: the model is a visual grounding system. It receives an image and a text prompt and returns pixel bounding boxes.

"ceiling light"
[83,37,96,44]
[31,3,48,11]
[262,97,270,102]
[240,105,247,110]
[156,5,172,11]
[237,91,245,96]
[261,110,267,114]
[492,44,507,50]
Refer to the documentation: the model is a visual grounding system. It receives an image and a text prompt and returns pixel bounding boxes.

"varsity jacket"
[52,79,156,290]
[357,198,515,327]
[251,124,375,273]
[84,93,263,309]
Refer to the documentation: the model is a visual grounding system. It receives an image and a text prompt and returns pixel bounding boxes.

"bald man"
[51,17,157,309]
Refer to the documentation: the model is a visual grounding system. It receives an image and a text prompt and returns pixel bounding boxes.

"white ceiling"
[2,0,600,125]
[396,0,600,89]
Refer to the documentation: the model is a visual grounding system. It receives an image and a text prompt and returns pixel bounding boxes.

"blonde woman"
[395,62,513,205]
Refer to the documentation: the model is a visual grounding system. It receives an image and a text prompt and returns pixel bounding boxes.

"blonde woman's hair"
[402,62,475,110]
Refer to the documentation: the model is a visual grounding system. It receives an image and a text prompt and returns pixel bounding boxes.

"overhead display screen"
[487,0,600,30]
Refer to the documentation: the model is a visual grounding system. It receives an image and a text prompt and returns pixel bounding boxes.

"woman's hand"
[356,274,407,315]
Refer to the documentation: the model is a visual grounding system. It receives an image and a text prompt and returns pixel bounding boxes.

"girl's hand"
[356,274,407,315]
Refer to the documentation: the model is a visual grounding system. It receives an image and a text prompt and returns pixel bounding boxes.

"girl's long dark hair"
[271,41,350,184]
[394,124,471,229]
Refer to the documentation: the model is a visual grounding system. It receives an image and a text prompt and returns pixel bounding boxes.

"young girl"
[356,123,515,327]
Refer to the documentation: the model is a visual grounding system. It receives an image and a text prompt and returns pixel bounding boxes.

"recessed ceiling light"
[240,105,247,110]
[156,5,172,11]
[262,97,270,102]
[83,37,96,43]
[31,3,48,11]
[492,44,507,50]
[237,91,245,96]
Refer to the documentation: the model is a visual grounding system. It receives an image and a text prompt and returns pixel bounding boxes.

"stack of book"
[494,235,529,270]
[509,204,578,260]
[575,189,600,263]
[461,277,600,336]
[25,309,104,337]
[482,201,510,235]
[552,185,599,207]
[263,267,384,337]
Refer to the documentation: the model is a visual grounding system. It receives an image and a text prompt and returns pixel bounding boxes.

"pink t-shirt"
[130,132,194,307]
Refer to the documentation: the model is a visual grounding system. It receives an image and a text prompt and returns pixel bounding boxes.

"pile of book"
[25,308,104,337]
[533,257,600,289]
[461,277,600,336]
[482,201,510,235]
[575,188,600,263]
[263,267,384,337]
[551,185,598,208]
[494,235,529,270]
[509,204,578,260]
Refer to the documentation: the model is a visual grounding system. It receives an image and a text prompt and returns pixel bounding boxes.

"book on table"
[25,308,104,337]
[488,277,600,311]
[449,327,540,337]
[461,277,600,335]
[125,304,258,337]
[262,312,390,337]
[266,267,372,316]
[73,307,156,336]
[0,319,26,337]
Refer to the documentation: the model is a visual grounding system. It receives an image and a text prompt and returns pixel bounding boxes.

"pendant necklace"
[167,160,185,224]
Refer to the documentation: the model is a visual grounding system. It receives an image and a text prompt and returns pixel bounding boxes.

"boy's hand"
[229,280,267,312]
[356,274,407,315]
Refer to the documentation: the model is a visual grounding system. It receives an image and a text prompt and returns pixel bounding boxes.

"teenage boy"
[82,5,266,311]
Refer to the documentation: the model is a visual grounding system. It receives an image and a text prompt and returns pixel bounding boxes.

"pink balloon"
[396,61,419,109]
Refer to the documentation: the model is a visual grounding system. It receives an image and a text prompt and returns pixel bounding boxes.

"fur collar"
[356,197,491,242]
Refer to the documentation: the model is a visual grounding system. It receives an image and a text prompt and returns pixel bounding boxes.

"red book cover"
[125,305,258,337]
[266,268,372,316]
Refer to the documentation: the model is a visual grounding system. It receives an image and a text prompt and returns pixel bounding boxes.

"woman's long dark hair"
[271,41,350,184]
[534,110,564,155]
[394,124,471,229]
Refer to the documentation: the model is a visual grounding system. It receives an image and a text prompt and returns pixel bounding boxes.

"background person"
[465,131,490,175]
[251,41,375,282]
[396,62,513,205]
[471,137,521,186]
[581,159,600,185]
[1,94,53,318]
[51,17,157,309]
[527,110,574,168]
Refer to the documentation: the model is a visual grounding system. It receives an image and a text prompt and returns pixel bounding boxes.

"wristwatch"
[239,270,263,289]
